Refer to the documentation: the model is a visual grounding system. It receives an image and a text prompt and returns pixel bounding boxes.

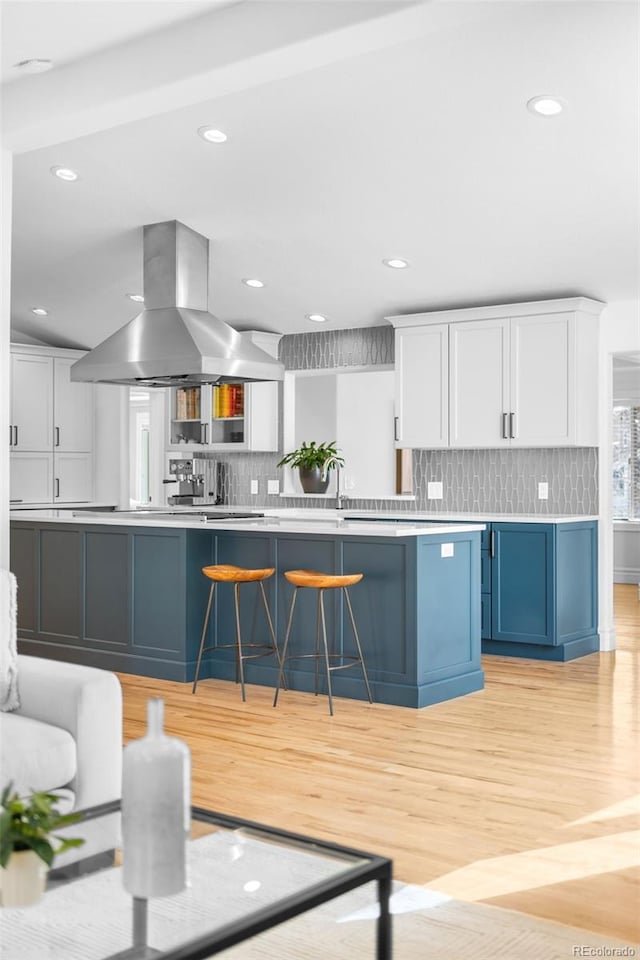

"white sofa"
[0,655,122,871]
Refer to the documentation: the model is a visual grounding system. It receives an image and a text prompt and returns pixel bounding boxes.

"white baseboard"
[598,625,617,652]
[613,568,640,584]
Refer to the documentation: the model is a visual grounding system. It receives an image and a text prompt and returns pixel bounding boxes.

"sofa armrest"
[14,655,122,812]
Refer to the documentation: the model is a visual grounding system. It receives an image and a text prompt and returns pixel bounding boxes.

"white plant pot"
[0,850,47,907]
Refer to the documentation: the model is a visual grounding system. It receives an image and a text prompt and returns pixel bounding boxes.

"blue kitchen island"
[9,512,485,708]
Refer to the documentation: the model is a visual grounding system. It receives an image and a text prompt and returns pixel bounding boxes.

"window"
[613,404,640,519]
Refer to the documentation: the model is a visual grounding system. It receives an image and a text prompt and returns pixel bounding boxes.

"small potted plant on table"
[277,441,344,494]
[0,784,84,907]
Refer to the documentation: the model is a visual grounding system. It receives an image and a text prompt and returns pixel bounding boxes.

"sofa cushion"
[0,713,76,796]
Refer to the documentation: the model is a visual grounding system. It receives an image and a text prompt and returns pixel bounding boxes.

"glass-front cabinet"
[169,383,250,448]
[166,331,280,453]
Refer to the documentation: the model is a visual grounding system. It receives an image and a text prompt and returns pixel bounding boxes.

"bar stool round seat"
[193,564,281,701]
[204,564,275,584]
[274,569,373,716]
[284,570,363,589]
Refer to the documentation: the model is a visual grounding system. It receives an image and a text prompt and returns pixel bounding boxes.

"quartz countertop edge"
[10,510,486,538]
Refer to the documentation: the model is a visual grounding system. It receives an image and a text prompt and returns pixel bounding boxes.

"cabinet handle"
[14,426,18,447]
[394,416,400,442]
[9,425,12,447]
[55,426,60,447]
[10,499,23,503]
[490,530,495,558]
[55,478,60,498]
[200,423,208,444]
[509,412,517,439]
[502,413,508,439]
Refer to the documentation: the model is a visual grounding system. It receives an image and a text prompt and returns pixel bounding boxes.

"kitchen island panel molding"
[10,518,485,707]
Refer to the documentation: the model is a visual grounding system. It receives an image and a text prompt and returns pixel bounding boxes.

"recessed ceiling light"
[126,294,144,303]
[15,58,53,74]
[31,307,48,317]
[383,258,409,269]
[198,126,228,143]
[242,278,264,288]
[527,95,565,117]
[50,166,79,182]
[306,314,328,323]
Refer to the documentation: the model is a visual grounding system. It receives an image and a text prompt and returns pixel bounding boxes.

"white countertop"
[10,509,485,538]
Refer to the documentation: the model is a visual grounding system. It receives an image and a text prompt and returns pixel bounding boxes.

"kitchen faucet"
[322,456,348,510]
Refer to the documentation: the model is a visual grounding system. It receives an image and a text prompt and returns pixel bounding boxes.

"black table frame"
[73,800,393,960]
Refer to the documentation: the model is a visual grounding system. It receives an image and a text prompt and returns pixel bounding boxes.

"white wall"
[598,299,640,648]
[614,523,640,583]
[0,149,13,570]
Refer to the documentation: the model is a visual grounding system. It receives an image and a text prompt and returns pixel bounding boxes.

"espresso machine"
[163,458,204,506]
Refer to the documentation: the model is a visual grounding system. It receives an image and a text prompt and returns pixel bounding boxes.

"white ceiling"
[3,0,639,350]
[1,1,232,82]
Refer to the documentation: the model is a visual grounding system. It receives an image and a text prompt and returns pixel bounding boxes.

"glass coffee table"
[1,800,392,960]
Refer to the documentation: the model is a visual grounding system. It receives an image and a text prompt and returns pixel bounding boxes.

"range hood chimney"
[71,220,284,387]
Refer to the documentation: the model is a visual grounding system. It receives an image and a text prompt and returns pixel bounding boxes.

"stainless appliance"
[70,220,284,387]
[163,458,204,506]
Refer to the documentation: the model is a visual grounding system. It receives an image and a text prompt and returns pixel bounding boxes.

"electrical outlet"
[267,479,280,495]
[250,480,259,495]
[538,481,549,500]
[427,481,443,500]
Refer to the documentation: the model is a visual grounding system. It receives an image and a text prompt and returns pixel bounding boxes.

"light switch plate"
[441,543,454,558]
[538,482,549,500]
[427,481,443,500]
[250,480,259,495]
[267,479,280,495]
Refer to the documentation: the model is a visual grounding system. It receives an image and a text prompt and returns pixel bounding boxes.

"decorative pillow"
[0,569,20,711]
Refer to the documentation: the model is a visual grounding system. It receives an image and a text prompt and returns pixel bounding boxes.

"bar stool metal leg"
[259,581,283,677]
[273,587,298,707]
[192,582,215,694]
[318,588,335,716]
[234,582,247,702]
[343,587,373,704]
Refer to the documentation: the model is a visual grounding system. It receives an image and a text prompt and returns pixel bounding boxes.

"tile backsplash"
[195,325,598,516]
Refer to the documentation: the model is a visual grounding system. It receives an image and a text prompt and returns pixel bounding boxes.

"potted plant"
[0,784,85,907]
[277,441,344,494]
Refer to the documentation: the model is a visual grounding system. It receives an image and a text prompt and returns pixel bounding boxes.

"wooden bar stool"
[192,564,282,701]
[273,570,373,716]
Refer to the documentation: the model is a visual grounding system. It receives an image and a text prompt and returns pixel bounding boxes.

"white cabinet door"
[450,318,509,447]
[54,453,93,502]
[53,358,94,452]
[246,381,279,451]
[395,325,448,448]
[10,453,53,503]
[10,354,54,451]
[336,370,396,498]
[510,312,574,446]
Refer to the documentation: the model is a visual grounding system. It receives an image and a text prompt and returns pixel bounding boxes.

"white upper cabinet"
[9,345,95,504]
[10,353,54,451]
[394,324,448,449]
[388,298,603,449]
[450,319,509,447]
[53,358,94,452]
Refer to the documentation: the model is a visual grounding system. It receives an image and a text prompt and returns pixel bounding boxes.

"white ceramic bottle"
[122,698,191,898]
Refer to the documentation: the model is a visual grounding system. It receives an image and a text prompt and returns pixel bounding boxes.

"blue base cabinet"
[10,520,484,708]
[483,521,599,661]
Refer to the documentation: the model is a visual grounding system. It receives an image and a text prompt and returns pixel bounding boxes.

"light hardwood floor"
[119,584,639,942]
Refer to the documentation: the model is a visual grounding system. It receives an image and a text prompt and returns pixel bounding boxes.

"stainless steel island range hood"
[71,220,284,387]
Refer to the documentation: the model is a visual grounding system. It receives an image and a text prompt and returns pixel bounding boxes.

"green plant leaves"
[0,783,85,868]
[277,440,344,470]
